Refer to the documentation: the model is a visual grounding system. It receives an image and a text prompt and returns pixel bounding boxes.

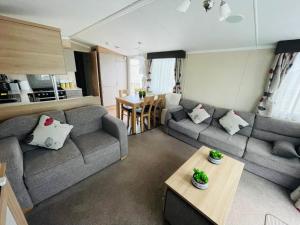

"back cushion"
[65,105,107,137]
[212,108,255,137]
[0,110,66,152]
[165,93,182,108]
[252,115,300,145]
[179,99,215,125]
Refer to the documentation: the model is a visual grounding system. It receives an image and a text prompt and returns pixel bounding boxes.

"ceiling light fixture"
[177,0,235,22]
[219,0,231,21]
[203,0,214,12]
[176,0,191,13]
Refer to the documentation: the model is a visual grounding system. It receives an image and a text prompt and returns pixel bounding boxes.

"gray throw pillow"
[171,109,187,122]
[272,141,300,158]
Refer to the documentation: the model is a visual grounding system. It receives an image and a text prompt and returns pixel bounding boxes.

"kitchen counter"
[0,96,101,122]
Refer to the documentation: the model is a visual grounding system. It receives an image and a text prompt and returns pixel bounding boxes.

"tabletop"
[116,94,157,105]
[165,147,244,225]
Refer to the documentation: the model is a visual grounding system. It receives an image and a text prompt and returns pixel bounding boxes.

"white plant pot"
[192,177,208,190]
[208,155,222,165]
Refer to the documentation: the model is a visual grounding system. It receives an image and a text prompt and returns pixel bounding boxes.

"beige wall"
[182,49,274,112]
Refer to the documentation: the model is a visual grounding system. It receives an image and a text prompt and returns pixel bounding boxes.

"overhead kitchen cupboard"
[0,15,66,75]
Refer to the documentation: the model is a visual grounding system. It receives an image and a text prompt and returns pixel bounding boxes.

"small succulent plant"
[193,168,209,184]
[209,150,223,160]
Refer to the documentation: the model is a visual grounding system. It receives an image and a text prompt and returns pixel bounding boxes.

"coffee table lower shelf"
[164,188,215,225]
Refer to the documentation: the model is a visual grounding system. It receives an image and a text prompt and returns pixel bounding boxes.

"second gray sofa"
[164,98,300,190]
[0,105,128,209]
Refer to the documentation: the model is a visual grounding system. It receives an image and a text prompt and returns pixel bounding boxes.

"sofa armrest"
[164,105,184,125]
[0,136,33,208]
[102,114,128,158]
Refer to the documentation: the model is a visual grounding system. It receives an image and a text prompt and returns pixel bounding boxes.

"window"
[150,58,176,94]
[272,54,300,122]
[128,57,145,94]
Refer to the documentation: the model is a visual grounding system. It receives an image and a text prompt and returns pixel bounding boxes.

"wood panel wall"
[0,15,66,75]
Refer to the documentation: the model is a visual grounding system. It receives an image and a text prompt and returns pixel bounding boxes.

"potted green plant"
[191,168,209,190]
[142,90,146,98]
[208,150,223,165]
[138,90,143,98]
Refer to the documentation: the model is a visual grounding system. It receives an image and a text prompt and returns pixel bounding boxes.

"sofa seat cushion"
[73,130,121,164]
[199,126,247,157]
[24,139,84,189]
[168,119,209,140]
[244,138,300,178]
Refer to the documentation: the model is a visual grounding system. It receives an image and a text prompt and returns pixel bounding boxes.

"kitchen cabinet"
[0,15,65,75]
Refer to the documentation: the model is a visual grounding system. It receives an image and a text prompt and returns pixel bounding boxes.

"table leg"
[132,105,137,135]
[116,99,120,119]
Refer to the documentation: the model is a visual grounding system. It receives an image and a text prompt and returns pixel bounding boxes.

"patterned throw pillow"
[188,104,210,124]
[219,110,249,135]
[26,115,73,150]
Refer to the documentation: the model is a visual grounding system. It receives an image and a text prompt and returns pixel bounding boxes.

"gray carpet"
[26,129,300,225]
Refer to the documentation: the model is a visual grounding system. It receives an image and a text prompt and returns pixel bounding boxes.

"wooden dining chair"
[119,89,131,126]
[152,94,165,127]
[136,96,155,133]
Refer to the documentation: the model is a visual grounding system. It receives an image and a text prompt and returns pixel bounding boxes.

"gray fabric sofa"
[164,98,300,190]
[0,105,128,209]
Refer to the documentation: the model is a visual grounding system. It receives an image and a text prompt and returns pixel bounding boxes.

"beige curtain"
[257,53,298,117]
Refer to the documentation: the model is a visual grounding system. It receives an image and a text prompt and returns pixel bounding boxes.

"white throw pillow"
[188,104,210,124]
[219,110,249,135]
[165,93,182,109]
[26,115,73,150]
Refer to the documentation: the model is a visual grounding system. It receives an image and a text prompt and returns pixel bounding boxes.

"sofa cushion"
[252,115,300,145]
[24,139,84,189]
[165,93,181,108]
[73,130,120,164]
[179,99,215,125]
[244,138,300,178]
[26,115,73,150]
[272,141,299,158]
[171,109,187,122]
[219,110,249,135]
[187,104,210,124]
[199,126,247,157]
[65,106,107,138]
[212,107,255,137]
[0,110,66,152]
[168,119,209,140]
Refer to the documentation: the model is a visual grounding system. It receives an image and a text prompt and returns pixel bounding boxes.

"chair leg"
[141,116,144,133]
[148,115,151,130]
[127,112,130,128]
[121,109,124,120]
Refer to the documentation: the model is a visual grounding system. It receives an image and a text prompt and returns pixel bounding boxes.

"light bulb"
[219,0,231,21]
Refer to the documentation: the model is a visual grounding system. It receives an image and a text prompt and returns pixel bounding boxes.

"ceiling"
[1,0,300,56]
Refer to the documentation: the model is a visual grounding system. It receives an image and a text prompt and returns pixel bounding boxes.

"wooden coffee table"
[164,147,244,225]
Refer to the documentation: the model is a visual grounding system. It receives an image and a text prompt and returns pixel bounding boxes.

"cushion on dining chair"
[122,105,132,111]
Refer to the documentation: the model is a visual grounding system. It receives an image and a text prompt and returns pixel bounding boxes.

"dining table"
[115,94,158,135]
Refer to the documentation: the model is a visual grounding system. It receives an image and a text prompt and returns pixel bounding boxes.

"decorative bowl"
[191,176,208,190]
[208,155,222,165]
